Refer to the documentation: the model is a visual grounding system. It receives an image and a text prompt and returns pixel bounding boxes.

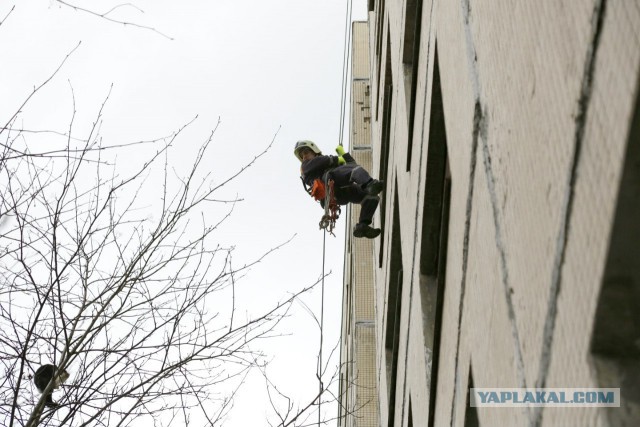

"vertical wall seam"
[449,0,484,423]
[450,1,484,424]
[452,0,529,423]
[480,121,529,402]
[450,101,480,427]
[533,1,608,426]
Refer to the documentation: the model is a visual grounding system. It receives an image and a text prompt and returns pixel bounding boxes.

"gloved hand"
[337,156,346,165]
[335,145,345,156]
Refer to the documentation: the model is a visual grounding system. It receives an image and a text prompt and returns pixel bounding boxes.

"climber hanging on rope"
[294,140,384,239]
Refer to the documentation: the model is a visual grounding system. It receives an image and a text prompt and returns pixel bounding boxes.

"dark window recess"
[403,0,423,171]
[378,37,393,268]
[377,25,390,119]
[408,397,414,427]
[591,74,640,427]
[368,0,375,12]
[375,0,386,114]
[464,368,480,427]
[385,186,403,427]
[417,45,451,427]
[375,0,385,56]
[420,46,447,277]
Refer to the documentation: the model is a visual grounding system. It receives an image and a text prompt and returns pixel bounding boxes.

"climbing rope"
[337,0,354,147]
[317,227,327,426]
[319,179,341,236]
[317,1,353,425]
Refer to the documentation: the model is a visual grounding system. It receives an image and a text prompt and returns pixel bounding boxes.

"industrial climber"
[294,140,384,239]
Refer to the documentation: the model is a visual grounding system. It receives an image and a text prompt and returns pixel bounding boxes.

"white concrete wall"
[363,0,640,426]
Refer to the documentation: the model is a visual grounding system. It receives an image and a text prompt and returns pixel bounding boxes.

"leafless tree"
[257,347,343,427]
[255,301,369,427]
[0,90,330,425]
[0,38,320,427]
[0,4,352,426]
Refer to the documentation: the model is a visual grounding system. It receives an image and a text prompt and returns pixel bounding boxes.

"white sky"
[1,0,368,425]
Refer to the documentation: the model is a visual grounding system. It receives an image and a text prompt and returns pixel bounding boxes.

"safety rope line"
[319,179,340,235]
[337,0,354,147]
[317,228,326,427]
[318,1,353,425]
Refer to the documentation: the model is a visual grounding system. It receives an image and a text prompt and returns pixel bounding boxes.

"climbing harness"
[318,178,340,235]
[301,174,341,235]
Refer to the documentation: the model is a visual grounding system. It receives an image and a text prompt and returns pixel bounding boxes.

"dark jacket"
[300,155,342,187]
[300,153,366,205]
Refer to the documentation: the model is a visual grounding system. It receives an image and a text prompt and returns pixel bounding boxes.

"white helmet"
[293,140,322,161]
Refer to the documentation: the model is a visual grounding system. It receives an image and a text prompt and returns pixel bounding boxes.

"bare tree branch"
[0,5,14,28]
[55,1,173,40]
[1,42,81,144]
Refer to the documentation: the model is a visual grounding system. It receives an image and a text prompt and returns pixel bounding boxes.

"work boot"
[364,179,384,196]
[353,223,381,239]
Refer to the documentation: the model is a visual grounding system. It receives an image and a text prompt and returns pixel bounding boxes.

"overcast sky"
[1,1,368,425]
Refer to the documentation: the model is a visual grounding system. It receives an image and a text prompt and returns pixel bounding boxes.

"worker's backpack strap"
[300,176,312,196]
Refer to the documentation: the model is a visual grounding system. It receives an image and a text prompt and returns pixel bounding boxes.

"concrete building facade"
[339,22,380,427]
[340,1,640,426]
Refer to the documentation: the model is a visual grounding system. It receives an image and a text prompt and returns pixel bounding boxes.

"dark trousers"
[327,164,379,226]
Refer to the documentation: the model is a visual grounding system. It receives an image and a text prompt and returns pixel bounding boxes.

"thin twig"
[55,1,173,40]
[0,5,15,27]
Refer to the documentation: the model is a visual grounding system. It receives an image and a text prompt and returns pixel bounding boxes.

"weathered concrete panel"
[350,0,640,426]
